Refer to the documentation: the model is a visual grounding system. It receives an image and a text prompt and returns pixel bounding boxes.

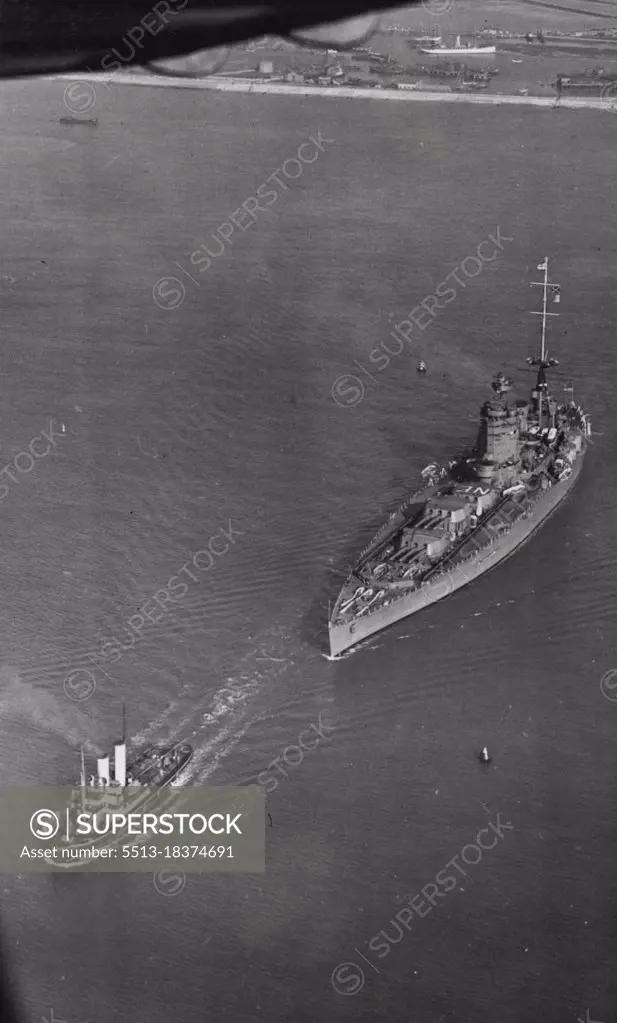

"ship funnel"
[114,741,127,787]
[96,755,110,784]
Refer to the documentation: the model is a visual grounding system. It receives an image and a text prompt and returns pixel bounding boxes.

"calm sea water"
[0,78,616,1023]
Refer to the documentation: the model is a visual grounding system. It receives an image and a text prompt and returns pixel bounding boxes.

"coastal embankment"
[55,71,617,110]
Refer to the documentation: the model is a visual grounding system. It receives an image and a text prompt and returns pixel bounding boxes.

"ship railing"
[340,473,577,624]
[128,740,187,785]
[355,479,435,564]
[420,494,508,584]
[370,495,541,614]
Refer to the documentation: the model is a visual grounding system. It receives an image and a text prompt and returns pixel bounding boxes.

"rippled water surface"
[0,79,616,1023]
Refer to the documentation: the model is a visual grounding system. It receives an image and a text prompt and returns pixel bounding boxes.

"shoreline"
[53,71,617,111]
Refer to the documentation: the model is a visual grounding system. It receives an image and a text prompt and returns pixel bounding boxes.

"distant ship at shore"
[418,34,496,56]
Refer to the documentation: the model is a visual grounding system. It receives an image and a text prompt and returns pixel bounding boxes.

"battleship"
[328,259,590,658]
[53,707,193,867]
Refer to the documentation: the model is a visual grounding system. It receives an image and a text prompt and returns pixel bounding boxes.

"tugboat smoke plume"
[0,667,103,755]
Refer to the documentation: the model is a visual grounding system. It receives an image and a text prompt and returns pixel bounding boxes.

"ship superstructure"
[328,259,590,657]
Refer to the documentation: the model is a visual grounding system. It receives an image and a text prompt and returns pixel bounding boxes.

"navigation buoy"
[479,746,491,764]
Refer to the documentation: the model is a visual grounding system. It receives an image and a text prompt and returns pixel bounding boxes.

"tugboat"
[328,258,590,657]
[53,705,193,868]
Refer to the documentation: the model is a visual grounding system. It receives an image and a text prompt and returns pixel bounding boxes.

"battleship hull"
[329,444,585,658]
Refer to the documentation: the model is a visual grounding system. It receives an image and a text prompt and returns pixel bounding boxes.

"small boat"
[479,746,492,763]
[58,116,99,127]
[417,361,427,375]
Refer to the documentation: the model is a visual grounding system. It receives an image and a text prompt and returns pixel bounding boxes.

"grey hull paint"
[328,448,585,657]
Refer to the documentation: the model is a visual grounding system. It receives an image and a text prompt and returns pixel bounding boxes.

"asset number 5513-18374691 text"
[121,845,234,859]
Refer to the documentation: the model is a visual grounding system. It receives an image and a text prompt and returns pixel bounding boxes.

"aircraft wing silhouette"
[0,0,421,78]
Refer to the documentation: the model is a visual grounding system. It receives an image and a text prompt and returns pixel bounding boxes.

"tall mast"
[528,257,560,429]
[530,256,560,358]
[540,256,548,360]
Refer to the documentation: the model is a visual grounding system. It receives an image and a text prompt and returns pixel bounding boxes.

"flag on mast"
[537,259,548,270]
